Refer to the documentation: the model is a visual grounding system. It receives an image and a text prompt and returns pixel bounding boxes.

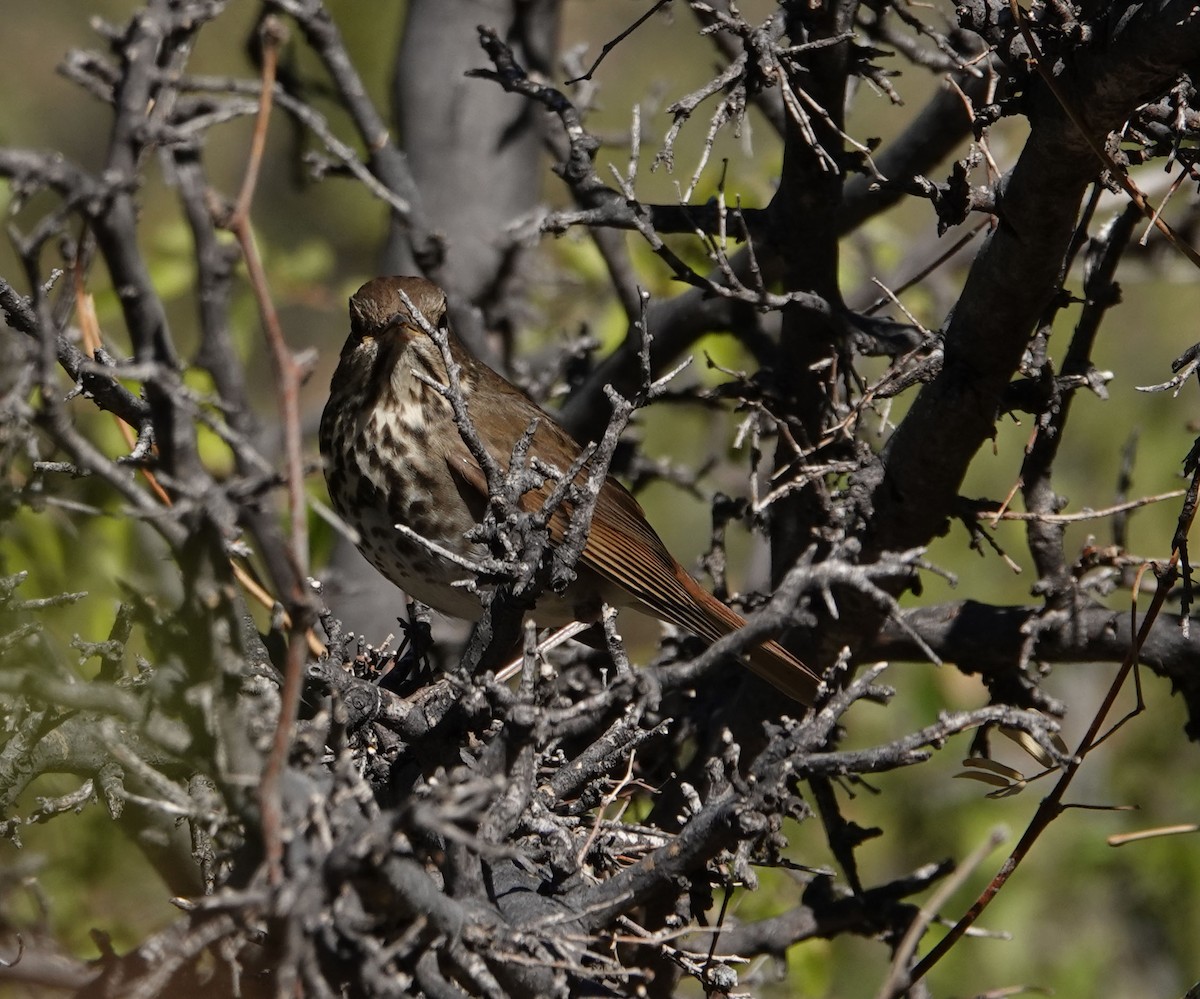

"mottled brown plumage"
[319,276,821,705]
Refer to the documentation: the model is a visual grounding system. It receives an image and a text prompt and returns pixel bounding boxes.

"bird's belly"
[325,419,633,627]
[325,425,486,617]
[347,496,490,621]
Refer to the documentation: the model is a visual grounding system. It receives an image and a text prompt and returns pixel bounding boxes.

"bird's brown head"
[344,275,446,361]
[349,276,447,341]
[332,275,451,390]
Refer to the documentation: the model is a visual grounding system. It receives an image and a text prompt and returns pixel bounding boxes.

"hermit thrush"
[319,276,820,705]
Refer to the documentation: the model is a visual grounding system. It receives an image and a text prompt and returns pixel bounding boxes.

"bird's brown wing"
[445,381,820,705]
[542,461,821,707]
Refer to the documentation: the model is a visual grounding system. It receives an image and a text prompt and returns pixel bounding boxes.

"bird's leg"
[379,599,435,693]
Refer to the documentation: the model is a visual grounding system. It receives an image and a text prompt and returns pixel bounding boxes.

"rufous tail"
[672,571,822,706]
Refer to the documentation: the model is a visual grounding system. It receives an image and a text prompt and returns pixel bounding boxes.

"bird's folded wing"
[444,412,820,705]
